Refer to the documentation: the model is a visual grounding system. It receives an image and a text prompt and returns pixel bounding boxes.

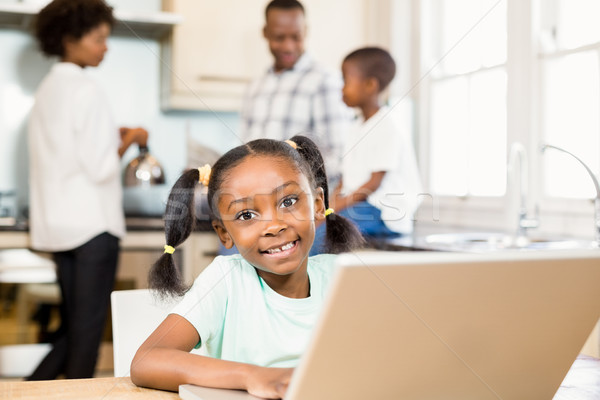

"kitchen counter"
[365,222,596,253]
[2,356,600,399]
[0,219,27,232]
[0,218,219,287]
[0,216,214,234]
[364,233,447,252]
[125,216,214,232]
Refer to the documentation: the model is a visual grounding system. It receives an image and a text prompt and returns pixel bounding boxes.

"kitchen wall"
[0,0,242,218]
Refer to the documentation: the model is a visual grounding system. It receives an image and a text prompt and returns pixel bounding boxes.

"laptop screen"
[284,250,600,400]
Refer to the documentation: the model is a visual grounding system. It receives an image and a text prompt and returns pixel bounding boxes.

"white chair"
[110,289,178,377]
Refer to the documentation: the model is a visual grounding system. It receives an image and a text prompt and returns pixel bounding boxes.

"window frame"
[404,0,598,239]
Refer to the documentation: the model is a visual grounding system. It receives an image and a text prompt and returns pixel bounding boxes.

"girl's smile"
[261,239,298,255]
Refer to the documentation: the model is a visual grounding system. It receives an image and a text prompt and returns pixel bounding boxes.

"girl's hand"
[245,366,293,399]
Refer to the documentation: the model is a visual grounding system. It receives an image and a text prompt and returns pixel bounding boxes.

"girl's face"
[213,155,325,287]
[63,22,110,68]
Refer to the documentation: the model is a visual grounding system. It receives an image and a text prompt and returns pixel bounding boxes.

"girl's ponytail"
[290,135,365,253]
[148,168,200,297]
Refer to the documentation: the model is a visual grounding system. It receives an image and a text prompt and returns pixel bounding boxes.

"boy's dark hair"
[34,0,115,58]
[344,47,397,92]
[265,0,305,19]
[150,136,365,297]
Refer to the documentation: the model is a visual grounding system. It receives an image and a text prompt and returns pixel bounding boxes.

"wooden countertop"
[0,219,215,251]
[0,376,178,400]
[1,356,599,399]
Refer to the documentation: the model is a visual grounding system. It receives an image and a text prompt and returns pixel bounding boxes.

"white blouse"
[28,62,125,251]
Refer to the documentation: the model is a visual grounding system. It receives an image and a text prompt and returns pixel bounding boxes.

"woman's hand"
[245,366,293,399]
[120,127,148,146]
[118,127,149,157]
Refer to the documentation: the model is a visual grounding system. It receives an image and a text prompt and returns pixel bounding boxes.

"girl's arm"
[130,314,292,398]
[334,171,386,211]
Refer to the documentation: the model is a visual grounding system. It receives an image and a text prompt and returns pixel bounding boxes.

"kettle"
[123,145,166,187]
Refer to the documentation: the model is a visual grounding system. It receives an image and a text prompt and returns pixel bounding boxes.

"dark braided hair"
[149,136,364,297]
[290,136,365,254]
[34,0,115,58]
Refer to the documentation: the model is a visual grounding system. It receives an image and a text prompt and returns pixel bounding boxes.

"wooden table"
[0,376,178,399]
[2,356,600,399]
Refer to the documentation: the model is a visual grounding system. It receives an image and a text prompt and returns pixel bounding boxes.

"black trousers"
[27,232,119,380]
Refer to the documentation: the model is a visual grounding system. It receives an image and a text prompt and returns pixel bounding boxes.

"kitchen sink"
[421,232,597,252]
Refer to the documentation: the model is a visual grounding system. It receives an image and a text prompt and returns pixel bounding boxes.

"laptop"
[180,249,600,400]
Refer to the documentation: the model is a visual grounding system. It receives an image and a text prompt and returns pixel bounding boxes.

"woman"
[27,0,148,379]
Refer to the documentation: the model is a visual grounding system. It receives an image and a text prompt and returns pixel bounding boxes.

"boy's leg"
[339,201,399,237]
[309,221,327,256]
[309,201,398,255]
[218,242,238,256]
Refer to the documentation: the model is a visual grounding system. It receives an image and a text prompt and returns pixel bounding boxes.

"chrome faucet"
[508,143,539,239]
[541,144,600,247]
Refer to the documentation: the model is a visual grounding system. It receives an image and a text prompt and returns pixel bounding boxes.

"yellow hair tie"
[198,164,211,186]
[284,139,297,149]
[325,208,334,216]
[164,245,175,254]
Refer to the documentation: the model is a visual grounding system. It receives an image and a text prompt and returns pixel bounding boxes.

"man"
[240,0,349,182]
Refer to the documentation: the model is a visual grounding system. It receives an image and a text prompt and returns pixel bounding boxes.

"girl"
[130,136,364,398]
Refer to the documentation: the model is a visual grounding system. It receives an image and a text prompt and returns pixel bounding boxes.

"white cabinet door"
[303,0,368,74]
[161,0,368,112]
[181,232,219,284]
[161,0,271,111]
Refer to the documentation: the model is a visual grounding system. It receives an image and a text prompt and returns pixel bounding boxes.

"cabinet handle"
[197,75,251,84]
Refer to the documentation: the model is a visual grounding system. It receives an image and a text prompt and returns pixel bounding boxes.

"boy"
[333,47,422,243]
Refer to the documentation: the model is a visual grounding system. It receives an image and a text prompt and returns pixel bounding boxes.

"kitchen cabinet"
[114,231,218,288]
[181,232,219,283]
[0,2,181,40]
[0,231,28,248]
[118,231,219,288]
[160,0,369,111]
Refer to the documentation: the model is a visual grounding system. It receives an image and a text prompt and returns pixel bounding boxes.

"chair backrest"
[110,289,177,377]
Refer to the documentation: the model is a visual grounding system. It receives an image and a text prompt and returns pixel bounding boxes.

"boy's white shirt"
[341,105,423,234]
[28,62,125,251]
[171,254,337,368]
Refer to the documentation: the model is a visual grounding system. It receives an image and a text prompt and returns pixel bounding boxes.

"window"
[418,0,599,235]
[539,0,600,199]
[422,0,507,197]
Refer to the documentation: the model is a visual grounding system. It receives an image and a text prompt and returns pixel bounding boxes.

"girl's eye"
[280,197,297,208]
[236,211,255,221]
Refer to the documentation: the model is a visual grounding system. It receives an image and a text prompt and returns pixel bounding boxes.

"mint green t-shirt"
[171,254,337,368]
